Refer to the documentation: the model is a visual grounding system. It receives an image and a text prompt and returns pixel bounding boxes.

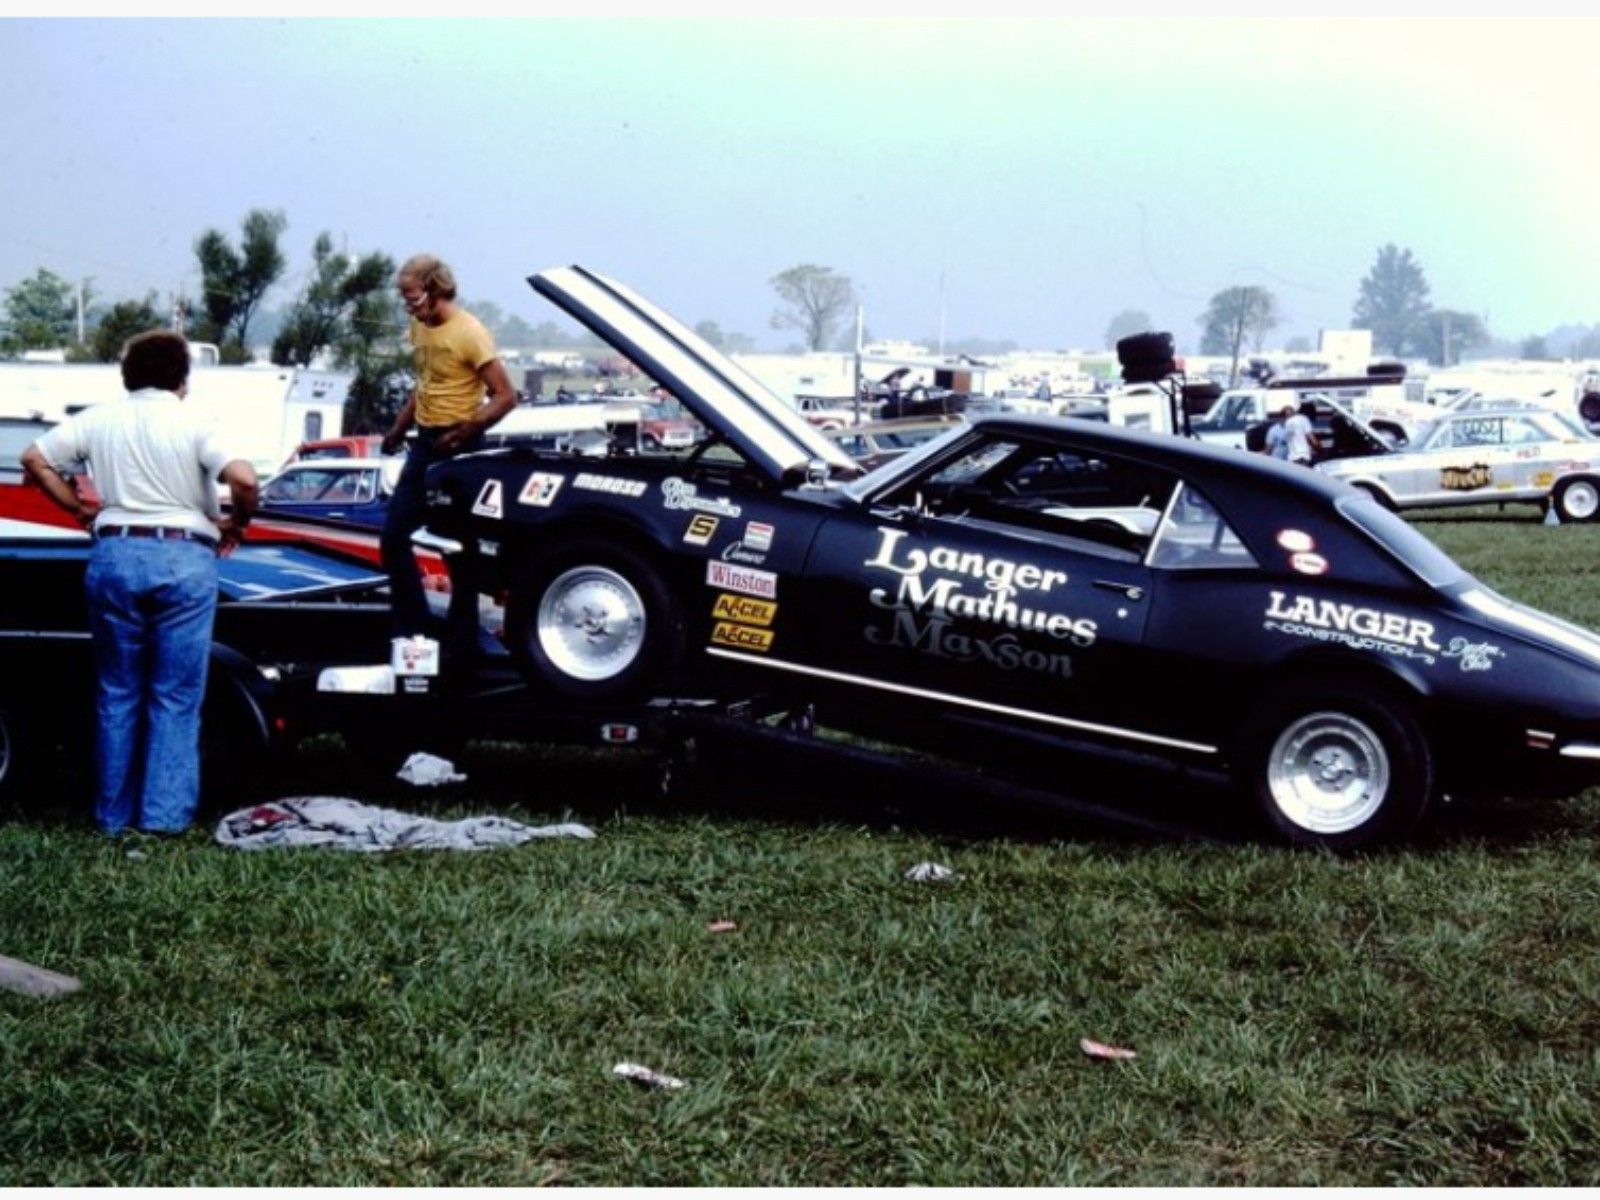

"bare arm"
[216,458,260,558]
[382,395,418,456]
[20,444,97,529]
[438,358,519,453]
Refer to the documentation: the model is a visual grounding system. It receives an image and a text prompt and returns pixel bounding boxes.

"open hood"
[528,266,861,484]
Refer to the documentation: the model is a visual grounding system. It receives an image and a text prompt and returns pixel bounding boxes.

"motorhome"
[0,362,350,477]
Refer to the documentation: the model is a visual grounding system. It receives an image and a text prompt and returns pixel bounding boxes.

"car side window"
[1147,482,1257,570]
[900,439,1176,561]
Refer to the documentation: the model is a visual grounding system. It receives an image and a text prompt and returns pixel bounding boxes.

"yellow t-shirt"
[410,309,498,427]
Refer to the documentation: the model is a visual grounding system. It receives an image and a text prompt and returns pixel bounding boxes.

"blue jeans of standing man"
[380,425,485,669]
[85,537,218,834]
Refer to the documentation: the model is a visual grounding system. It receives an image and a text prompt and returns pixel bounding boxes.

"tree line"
[6,213,1598,422]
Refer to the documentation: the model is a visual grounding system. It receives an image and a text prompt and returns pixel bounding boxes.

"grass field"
[5,509,1600,1185]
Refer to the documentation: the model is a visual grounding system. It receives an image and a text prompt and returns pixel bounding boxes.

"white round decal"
[1290,551,1329,576]
[1277,529,1315,553]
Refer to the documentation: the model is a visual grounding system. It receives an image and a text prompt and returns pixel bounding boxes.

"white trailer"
[0,362,350,476]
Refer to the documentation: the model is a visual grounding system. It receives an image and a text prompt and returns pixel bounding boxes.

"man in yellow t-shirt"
[380,254,518,675]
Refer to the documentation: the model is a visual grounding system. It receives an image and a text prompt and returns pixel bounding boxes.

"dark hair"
[120,330,191,393]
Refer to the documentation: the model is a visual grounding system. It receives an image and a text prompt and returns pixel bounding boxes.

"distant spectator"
[1284,401,1321,466]
[1264,404,1295,459]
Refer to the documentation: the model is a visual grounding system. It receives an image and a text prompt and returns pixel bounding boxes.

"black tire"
[0,697,31,807]
[1237,679,1434,851]
[505,540,684,702]
[1553,477,1600,524]
[1579,392,1600,427]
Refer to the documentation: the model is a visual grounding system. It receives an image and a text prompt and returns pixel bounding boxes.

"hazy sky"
[5,16,1598,354]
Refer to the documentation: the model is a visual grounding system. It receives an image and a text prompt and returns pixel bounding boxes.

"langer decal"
[1264,590,1441,663]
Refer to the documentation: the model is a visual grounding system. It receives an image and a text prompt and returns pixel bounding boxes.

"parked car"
[248,456,452,582]
[418,265,1600,851]
[1192,390,1408,458]
[0,414,88,535]
[1315,405,1600,521]
[281,435,388,467]
[826,414,965,471]
[794,395,872,432]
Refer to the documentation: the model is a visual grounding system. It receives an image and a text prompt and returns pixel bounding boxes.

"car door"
[793,436,1159,738]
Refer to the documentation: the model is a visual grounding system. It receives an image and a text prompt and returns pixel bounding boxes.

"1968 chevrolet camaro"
[420,266,1600,850]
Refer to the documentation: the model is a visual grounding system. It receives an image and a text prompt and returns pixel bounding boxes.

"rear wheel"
[505,540,684,702]
[1553,477,1600,523]
[0,696,29,807]
[1238,680,1433,851]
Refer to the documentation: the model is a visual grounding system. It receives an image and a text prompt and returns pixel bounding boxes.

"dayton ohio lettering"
[1264,590,1442,664]
[861,526,1097,678]
[1441,637,1504,672]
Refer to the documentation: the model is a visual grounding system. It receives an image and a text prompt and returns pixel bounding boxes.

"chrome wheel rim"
[536,566,646,682]
[1267,710,1389,835]
[1562,481,1600,521]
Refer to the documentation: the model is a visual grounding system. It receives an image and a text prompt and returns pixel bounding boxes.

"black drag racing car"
[420,265,1600,851]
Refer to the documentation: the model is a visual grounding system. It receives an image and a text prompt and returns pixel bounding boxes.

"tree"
[1104,310,1154,351]
[1406,309,1488,367]
[193,209,288,362]
[85,294,165,362]
[694,319,726,349]
[1520,335,1553,362]
[270,233,393,368]
[769,264,855,352]
[1198,286,1280,382]
[2,268,78,357]
[1352,244,1431,358]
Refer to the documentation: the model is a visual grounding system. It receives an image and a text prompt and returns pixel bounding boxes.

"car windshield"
[1338,494,1468,588]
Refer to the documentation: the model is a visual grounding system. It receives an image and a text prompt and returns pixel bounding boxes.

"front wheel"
[1238,681,1433,851]
[1553,477,1600,523]
[505,540,684,702]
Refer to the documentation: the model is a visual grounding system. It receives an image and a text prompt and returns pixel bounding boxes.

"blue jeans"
[380,426,484,667]
[85,537,218,834]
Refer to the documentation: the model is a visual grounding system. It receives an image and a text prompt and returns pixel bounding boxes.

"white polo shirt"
[33,389,239,538]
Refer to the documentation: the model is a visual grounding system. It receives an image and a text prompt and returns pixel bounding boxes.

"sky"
[4,15,1599,355]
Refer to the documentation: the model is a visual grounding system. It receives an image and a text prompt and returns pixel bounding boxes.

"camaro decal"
[713,593,776,626]
[707,560,778,599]
[517,473,563,507]
[684,514,719,546]
[1264,590,1442,663]
[1440,463,1493,491]
[573,473,647,498]
[662,476,742,518]
[861,526,1097,678]
[473,479,506,518]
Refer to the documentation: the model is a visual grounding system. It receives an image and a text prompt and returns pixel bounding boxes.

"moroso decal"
[518,473,564,507]
[662,476,742,518]
[707,559,778,599]
[711,622,774,651]
[473,479,506,518]
[573,473,647,498]
[684,513,719,546]
[713,593,776,626]
[1264,590,1441,662]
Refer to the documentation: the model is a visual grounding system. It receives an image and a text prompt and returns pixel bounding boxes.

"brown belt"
[97,524,218,549]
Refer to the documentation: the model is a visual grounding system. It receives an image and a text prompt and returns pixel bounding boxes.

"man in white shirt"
[22,330,258,835]
[1284,401,1321,467]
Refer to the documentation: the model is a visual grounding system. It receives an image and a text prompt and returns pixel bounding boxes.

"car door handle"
[1093,579,1144,601]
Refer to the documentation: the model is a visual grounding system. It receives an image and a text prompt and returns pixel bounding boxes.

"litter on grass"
[706,920,738,933]
[612,1062,687,1090]
[905,861,959,882]
[1080,1038,1137,1061]
[215,796,595,852]
[397,751,467,786]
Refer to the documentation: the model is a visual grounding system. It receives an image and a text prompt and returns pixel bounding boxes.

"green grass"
[6,508,1600,1184]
